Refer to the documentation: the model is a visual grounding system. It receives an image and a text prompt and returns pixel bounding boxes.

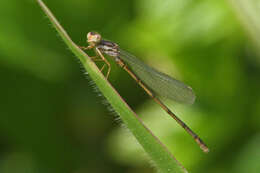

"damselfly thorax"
[97,40,120,58]
[95,39,127,69]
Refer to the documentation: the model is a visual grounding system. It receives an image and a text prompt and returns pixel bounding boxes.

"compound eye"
[87,32,93,41]
[96,34,101,41]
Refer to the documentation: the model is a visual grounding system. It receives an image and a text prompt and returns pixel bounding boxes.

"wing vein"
[119,49,196,104]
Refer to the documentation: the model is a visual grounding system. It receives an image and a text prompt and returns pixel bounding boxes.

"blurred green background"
[1,0,260,173]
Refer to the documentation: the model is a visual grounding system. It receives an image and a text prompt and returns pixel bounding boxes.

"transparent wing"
[119,49,196,104]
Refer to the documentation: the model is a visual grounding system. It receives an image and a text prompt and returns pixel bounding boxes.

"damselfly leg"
[79,45,111,79]
[95,48,111,79]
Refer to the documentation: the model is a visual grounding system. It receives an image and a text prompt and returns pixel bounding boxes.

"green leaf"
[37,0,187,172]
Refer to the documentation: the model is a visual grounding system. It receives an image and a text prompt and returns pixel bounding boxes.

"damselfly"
[80,32,209,153]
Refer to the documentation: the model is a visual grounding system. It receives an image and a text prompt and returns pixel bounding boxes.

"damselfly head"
[87,32,101,45]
